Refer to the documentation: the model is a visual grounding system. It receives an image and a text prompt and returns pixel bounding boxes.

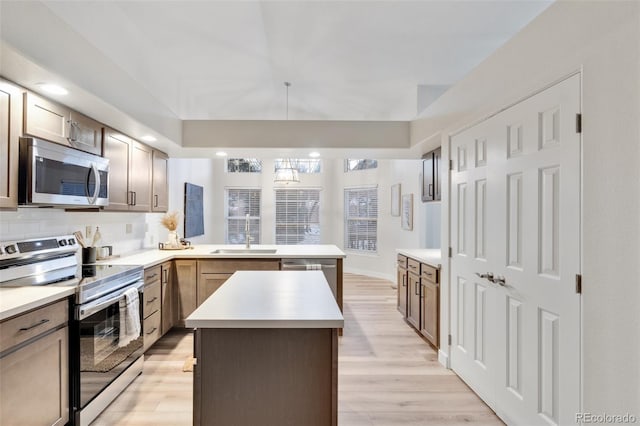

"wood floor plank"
[93,273,502,425]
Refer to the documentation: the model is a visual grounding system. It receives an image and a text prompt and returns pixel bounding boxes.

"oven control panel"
[0,235,80,261]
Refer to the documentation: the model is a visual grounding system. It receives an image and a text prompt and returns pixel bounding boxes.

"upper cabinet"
[0,80,23,209]
[152,149,168,212]
[103,127,158,212]
[23,92,102,155]
[421,147,442,202]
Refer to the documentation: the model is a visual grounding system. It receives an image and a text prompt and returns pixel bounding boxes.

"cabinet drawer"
[0,299,68,353]
[397,255,407,268]
[421,264,438,283]
[145,265,161,284]
[198,259,280,274]
[144,280,161,319]
[407,258,420,275]
[143,310,161,351]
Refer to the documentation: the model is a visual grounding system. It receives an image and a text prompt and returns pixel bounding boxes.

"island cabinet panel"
[194,328,338,426]
[175,260,198,327]
[0,80,21,209]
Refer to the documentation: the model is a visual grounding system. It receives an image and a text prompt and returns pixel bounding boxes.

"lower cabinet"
[0,300,69,426]
[396,253,440,349]
[175,260,198,327]
[161,261,175,334]
[143,266,162,351]
[197,273,232,306]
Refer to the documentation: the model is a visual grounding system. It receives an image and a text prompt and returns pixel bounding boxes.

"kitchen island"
[186,270,344,426]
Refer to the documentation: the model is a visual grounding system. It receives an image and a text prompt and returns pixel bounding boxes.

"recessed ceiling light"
[309,152,320,158]
[140,135,157,142]
[37,83,68,95]
[216,151,228,157]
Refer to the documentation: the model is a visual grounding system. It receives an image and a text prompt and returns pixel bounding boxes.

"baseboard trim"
[438,349,449,369]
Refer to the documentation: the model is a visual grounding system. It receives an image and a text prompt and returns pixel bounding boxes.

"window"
[275,189,321,244]
[274,159,322,174]
[227,158,262,173]
[344,159,378,172]
[225,188,261,244]
[344,187,378,252]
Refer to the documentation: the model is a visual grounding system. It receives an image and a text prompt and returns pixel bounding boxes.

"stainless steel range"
[0,235,145,426]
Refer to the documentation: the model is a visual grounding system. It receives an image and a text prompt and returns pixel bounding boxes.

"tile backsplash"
[0,208,166,256]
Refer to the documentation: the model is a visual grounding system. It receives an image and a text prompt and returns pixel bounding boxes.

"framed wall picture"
[401,193,413,231]
[391,183,401,216]
[184,182,204,238]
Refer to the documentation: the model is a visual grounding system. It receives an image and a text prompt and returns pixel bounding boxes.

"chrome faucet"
[245,213,251,248]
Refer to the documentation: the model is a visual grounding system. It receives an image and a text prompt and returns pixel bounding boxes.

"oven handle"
[77,280,144,320]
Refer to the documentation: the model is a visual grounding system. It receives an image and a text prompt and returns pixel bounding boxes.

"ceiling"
[0,0,552,126]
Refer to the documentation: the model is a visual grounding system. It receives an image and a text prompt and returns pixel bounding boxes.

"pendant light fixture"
[274,81,300,184]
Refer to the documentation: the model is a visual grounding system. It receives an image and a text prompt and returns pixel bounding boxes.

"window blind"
[225,188,261,244]
[344,187,378,252]
[275,189,321,244]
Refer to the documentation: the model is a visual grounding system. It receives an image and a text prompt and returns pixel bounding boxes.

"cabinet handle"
[428,183,433,197]
[146,327,157,335]
[154,194,158,208]
[146,297,158,304]
[424,271,433,276]
[420,284,424,299]
[147,273,158,280]
[414,281,420,295]
[133,191,137,206]
[19,318,50,331]
[402,274,406,287]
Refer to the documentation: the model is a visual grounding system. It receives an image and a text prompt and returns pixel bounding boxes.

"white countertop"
[185,271,344,329]
[0,286,75,321]
[105,244,346,269]
[396,248,442,268]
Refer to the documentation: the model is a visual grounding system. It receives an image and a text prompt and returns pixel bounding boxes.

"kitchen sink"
[211,249,278,254]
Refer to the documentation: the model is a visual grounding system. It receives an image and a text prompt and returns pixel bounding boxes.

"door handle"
[491,275,507,286]
[475,272,494,280]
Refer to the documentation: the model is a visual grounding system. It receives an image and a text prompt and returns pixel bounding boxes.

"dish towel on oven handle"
[119,287,141,348]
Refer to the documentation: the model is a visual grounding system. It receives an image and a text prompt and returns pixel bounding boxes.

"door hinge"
[448,247,452,258]
[576,113,582,133]
[575,274,582,294]
[448,334,452,346]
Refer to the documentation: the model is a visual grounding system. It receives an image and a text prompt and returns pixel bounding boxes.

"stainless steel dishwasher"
[280,258,338,300]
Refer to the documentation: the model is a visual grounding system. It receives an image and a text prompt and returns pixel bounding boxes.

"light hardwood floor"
[93,273,503,425]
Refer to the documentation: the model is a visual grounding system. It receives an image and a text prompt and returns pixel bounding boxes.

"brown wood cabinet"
[175,260,198,327]
[23,92,102,155]
[421,147,442,202]
[0,80,21,209]
[161,261,175,334]
[196,259,280,306]
[407,270,421,329]
[103,127,156,212]
[0,300,69,426]
[421,279,439,347]
[397,255,408,317]
[152,149,168,212]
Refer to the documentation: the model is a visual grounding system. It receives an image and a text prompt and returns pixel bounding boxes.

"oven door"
[74,281,144,409]
[20,137,109,206]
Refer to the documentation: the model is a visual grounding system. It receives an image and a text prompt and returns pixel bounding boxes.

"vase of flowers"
[161,211,181,248]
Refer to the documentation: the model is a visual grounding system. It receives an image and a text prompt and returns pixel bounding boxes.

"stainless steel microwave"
[19,137,109,207]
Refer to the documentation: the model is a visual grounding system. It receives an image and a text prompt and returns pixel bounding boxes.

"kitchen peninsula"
[186,270,343,426]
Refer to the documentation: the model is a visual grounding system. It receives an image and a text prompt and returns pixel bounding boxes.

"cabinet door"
[197,273,233,306]
[102,128,132,211]
[152,150,168,212]
[0,81,21,209]
[143,310,162,351]
[433,147,442,201]
[397,267,407,317]
[161,261,175,334]
[421,153,435,202]
[407,272,421,329]
[23,92,70,146]
[129,141,152,211]
[0,326,68,426]
[421,280,439,348]
[175,260,197,326]
[68,110,102,155]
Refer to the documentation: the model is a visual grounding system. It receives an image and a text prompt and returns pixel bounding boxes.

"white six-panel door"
[450,75,581,426]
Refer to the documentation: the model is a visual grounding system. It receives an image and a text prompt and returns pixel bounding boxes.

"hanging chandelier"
[274,82,300,184]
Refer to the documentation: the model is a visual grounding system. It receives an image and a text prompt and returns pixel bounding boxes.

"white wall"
[412,1,640,415]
